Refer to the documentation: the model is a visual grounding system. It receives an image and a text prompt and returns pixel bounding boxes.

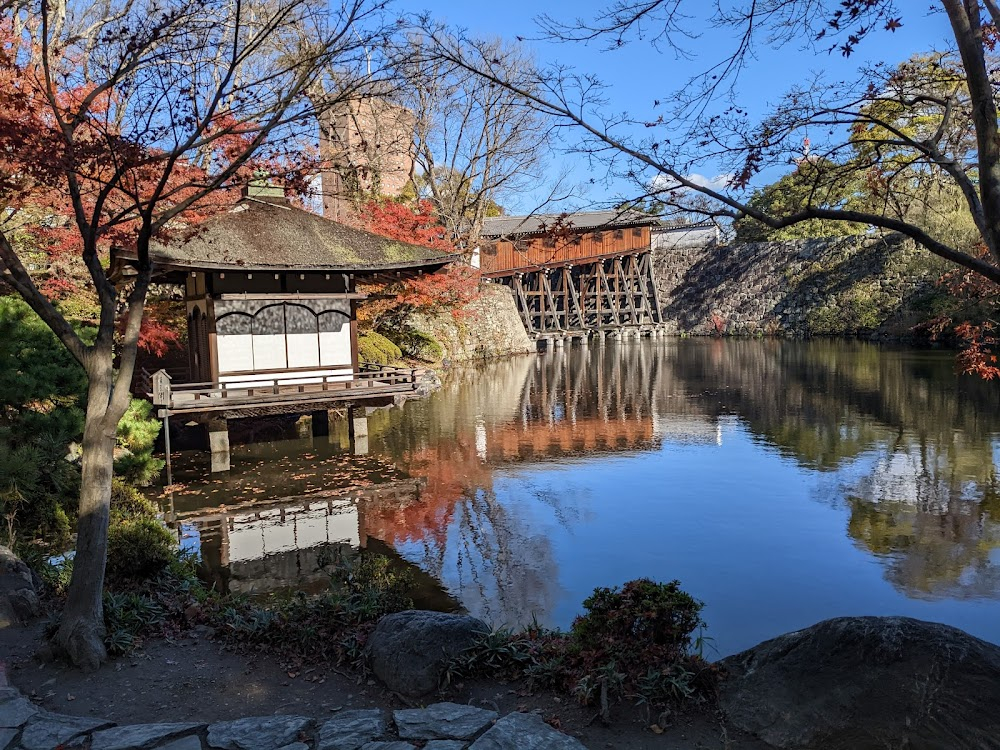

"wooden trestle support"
[498,252,664,337]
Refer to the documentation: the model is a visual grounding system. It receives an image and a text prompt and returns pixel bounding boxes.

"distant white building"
[651,222,720,251]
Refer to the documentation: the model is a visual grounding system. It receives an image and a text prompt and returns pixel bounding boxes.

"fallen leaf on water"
[650,724,664,734]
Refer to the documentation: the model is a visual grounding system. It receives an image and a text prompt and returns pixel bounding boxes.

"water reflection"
[162,339,1000,654]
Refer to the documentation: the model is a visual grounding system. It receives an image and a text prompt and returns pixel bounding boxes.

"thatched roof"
[134,199,455,273]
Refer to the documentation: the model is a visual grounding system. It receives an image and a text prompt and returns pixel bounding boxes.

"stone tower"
[319,97,416,222]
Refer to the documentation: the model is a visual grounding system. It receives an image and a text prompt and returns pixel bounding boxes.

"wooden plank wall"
[481,226,651,276]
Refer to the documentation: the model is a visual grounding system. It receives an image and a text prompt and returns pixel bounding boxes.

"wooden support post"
[162,412,172,487]
[207,418,230,473]
[349,406,369,456]
[644,251,665,324]
[597,262,620,326]
[311,409,330,437]
[541,271,559,331]
[513,275,534,334]
[565,266,584,331]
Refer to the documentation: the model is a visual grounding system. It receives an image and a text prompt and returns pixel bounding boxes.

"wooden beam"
[565,267,585,331]
[512,275,535,333]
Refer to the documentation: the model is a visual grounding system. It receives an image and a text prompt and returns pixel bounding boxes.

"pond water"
[161,339,1000,657]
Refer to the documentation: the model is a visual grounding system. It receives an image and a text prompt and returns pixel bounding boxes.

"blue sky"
[399,2,960,212]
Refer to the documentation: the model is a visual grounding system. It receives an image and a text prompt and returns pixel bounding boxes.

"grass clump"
[212,549,414,669]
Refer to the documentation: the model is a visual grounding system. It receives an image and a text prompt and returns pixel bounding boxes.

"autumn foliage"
[349,198,481,330]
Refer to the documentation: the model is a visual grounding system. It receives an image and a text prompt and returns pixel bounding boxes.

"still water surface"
[163,339,1000,657]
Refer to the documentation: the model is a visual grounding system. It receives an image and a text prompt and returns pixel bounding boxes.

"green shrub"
[572,578,704,664]
[114,399,164,486]
[387,327,444,362]
[110,477,159,521]
[106,517,176,586]
[358,331,402,365]
[446,578,713,713]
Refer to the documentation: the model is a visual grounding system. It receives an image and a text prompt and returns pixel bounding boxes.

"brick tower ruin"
[318,98,416,222]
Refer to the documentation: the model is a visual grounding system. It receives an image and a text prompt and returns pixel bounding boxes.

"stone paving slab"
[468,712,587,750]
[90,722,204,750]
[19,711,114,750]
[158,738,204,750]
[0,686,592,750]
[206,716,312,750]
[394,703,497,741]
[316,709,385,750]
[0,691,38,728]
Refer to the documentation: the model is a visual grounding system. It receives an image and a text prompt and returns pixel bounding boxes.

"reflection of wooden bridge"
[480,211,666,344]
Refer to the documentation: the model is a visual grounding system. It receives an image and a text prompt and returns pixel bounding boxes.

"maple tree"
[348,198,481,332]
[0,0,388,670]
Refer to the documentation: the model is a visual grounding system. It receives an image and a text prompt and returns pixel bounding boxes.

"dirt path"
[1,623,769,749]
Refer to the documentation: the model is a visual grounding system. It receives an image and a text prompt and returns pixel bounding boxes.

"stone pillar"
[207,418,230,473]
[349,406,369,456]
[311,410,330,438]
[552,337,565,349]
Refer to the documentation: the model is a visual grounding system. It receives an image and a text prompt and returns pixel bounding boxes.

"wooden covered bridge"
[479,210,668,344]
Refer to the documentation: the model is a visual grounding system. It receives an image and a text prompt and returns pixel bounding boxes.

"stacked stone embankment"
[653,233,946,337]
[408,284,534,362]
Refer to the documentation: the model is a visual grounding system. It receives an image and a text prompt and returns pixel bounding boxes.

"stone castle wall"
[409,283,535,362]
[652,233,947,337]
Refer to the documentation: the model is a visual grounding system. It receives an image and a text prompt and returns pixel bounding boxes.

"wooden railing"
[148,365,419,414]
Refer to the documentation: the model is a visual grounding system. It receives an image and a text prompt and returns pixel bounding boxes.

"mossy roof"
[143,199,454,273]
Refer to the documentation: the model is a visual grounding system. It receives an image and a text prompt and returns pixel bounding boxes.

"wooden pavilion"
[118,184,454,472]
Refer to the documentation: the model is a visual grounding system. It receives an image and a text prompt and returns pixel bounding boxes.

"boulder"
[718,616,1000,750]
[365,611,488,697]
[0,545,41,627]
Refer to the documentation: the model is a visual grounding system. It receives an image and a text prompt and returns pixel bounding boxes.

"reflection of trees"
[655,338,1000,600]
[846,445,1000,600]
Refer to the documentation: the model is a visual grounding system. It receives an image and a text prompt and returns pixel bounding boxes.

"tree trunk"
[54,363,119,671]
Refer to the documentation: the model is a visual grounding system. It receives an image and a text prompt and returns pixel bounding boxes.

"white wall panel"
[287,333,320,368]
[216,334,254,373]
[252,334,287,370]
[320,329,352,367]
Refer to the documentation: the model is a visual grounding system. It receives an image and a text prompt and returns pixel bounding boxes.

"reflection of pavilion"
[168,479,429,595]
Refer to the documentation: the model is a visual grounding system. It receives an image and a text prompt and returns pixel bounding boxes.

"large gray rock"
[468,713,586,750]
[317,709,385,750]
[358,743,415,750]
[19,712,113,750]
[90,722,204,750]
[366,611,487,697]
[206,716,312,750]
[423,742,466,750]
[394,703,496,741]
[719,616,1000,749]
[0,546,41,627]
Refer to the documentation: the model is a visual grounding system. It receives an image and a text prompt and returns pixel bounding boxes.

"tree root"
[53,616,108,673]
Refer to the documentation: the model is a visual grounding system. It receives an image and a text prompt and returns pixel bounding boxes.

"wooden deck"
[148,364,422,419]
